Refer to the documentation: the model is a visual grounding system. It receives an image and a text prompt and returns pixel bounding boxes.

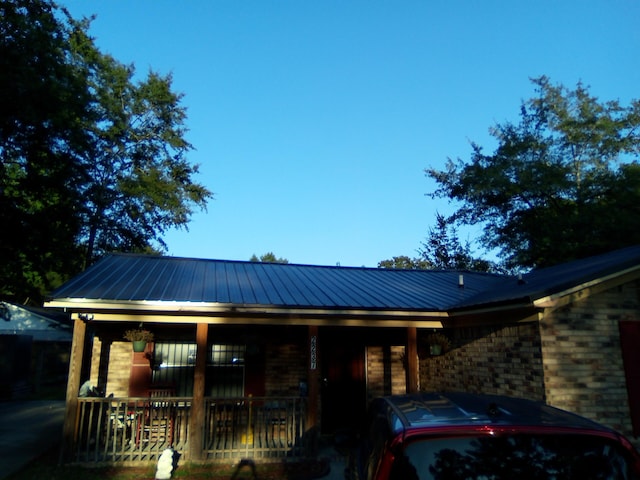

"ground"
[6,447,331,480]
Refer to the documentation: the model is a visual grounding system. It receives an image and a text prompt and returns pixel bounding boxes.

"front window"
[207,344,245,397]
[390,434,639,480]
[152,342,195,396]
[151,342,245,398]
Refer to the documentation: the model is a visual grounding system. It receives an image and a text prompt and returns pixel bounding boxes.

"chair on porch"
[135,385,176,446]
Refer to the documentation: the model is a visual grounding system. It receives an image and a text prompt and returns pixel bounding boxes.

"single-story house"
[44,246,640,464]
[0,302,72,399]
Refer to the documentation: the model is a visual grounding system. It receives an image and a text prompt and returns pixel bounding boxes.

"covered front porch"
[59,317,430,464]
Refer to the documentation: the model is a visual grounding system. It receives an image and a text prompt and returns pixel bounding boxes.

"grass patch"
[7,447,331,480]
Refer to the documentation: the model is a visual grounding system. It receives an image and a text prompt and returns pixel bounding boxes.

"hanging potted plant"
[124,328,154,352]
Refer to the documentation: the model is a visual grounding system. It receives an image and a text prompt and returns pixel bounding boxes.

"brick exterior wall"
[366,345,407,402]
[419,323,545,400]
[540,281,639,443]
[90,338,134,397]
[264,342,307,397]
[418,280,640,446]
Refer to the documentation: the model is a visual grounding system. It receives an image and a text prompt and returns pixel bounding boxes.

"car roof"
[376,392,612,434]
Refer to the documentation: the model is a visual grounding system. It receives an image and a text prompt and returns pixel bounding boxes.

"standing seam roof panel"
[71,256,116,299]
[241,262,271,305]
[224,263,245,305]
[274,263,332,306]
[347,269,426,309]
[243,264,272,305]
[200,262,218,302]
[307,266,379,308]
[281,265,347,307]
[313,267,396,308]
[184,261,207,302]
[381,270,446,308]
[88,256,141,300]
[255,265,304,306]
[278,264,328,306]
[214,262,231,304]
[256,262,284,305]
[151,259,183,300]
[144,257,178,301]
[113,256,157,300]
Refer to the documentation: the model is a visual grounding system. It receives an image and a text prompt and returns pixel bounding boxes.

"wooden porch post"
[307,325,319,429]
[188,322,208,461]
[60,317,86,462]
[406,327,419,393]
[307,325,319,455]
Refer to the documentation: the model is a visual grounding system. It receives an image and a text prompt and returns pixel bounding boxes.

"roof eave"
[44,298,449,328]
[533,263,640,309]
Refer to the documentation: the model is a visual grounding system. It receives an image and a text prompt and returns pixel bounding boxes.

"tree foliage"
[377,256,431,270]
[378,214,496,272]
[418,213,495,272]
[427,77,640,269]
[249,252,289,263]
[0,0,212,303]
[69,25,211,266]
[1,0,89,302]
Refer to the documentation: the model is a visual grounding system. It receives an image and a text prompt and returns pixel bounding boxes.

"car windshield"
[390,434,639,480]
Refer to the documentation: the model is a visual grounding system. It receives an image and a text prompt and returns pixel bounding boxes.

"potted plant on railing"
[124,328,154,352]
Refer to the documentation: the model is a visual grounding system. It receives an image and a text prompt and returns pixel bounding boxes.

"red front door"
[320,329,366,434]
[619,321,640,435]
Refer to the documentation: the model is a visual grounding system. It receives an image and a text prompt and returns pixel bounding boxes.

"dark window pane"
[394,434,638,480]
[152,343,246,398]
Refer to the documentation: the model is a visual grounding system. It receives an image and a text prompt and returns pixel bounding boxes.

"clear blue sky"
[61,0,640,267]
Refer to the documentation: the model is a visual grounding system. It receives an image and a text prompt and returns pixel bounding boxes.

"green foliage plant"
[427,76,640,270]
[123,329,154,342]
[0,0,213,303]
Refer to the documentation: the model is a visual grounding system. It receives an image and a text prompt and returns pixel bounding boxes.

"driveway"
[0,400,65,479]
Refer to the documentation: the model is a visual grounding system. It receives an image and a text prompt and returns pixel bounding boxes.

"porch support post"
[307,325,320,455]
[60,317,86,462]
[307,325,319,430]
[188,322,208,461]
[406,327,419,393]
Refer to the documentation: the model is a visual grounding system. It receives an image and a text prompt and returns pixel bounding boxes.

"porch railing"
[73,396,308,464]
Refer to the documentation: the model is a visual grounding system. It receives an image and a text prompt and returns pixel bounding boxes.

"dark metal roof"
[376,392,611,432]
[49,254,504,311]
[455,245,640,310]
[48,245,640,313]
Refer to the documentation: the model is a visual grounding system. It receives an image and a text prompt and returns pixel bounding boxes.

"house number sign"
[310,335,317,370]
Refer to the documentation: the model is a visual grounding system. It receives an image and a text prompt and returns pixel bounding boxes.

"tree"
[378,214,496,272]
[68,21,212,266]
[427,77,640,269]
[1,0,90,302]
[249,252,289,263]
[378,256,431,270]
[418,213,495,272]
[0,0,212,303]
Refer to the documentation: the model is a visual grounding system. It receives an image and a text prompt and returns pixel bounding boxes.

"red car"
[346,392,640,480]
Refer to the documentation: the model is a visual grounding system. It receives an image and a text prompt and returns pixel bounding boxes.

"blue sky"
[61,0,640,267]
